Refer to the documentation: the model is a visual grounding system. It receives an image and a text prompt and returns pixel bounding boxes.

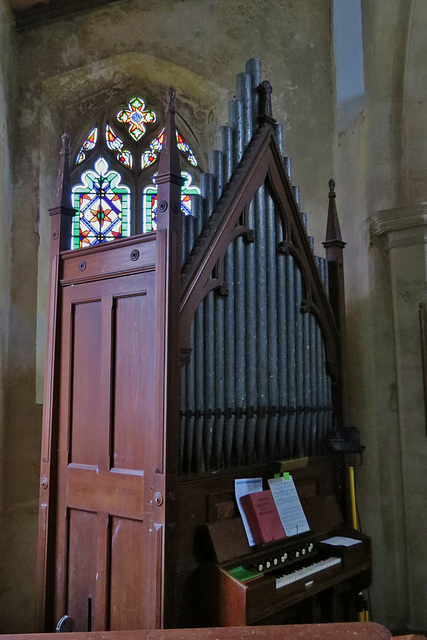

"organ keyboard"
[275,555,341,589]
[196,465,372,627]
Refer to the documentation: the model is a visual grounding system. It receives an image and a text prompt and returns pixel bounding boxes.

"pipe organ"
[37,59,370,632]
[179,64,334,474]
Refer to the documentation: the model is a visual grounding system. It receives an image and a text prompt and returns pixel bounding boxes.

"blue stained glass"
[141,129,198,169]
[71,157,131,249]
[75,127,98,165]
[142,171,200,233]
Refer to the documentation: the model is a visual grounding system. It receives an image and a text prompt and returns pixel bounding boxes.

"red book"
[241,490,286,545]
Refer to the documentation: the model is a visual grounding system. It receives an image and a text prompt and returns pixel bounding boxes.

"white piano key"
[275,556,341,589]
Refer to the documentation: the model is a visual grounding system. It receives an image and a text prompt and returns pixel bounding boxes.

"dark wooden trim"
[36,134,74,631]
[323,179,347,427]
[154,88,184,628]
[419,302,427,436]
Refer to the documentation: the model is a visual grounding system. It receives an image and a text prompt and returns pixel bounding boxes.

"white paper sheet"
[268,475,310,537]
[321,536,362,547]
[235,477,263,547]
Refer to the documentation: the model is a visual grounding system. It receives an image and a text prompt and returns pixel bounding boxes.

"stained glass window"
[176,132,198,167]
[76,127,98,165]
[142,171,200,233]
[106,124,133,169]
[141,128,165,169]
[71,93,199,247]
[117,96,157,141]
[71,157,131,249]
[141,128,197,169]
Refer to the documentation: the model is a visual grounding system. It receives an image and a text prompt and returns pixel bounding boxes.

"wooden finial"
[157,87,183,186]
[166,87,176,113]
[54,133,73,211]
[60,132,70,153]
[324,178,345,246]
[258,80,276,125]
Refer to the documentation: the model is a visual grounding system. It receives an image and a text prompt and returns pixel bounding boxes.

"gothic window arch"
[70,94,201,250]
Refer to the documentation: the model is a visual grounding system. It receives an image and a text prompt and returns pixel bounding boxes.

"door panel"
[112,293,152,471]
[109,516,148,630]
[67,509,98,632]
[55,270,162,631]
[69,299,102,466]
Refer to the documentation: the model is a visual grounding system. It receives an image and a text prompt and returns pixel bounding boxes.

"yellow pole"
[349,465,369,621]
[348,465,357,530]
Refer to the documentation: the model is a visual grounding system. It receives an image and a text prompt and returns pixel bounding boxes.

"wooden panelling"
[53,270,163,630]
[69,300,102,466]
[109,517,148,630]
[67,509,98,632]
[61,236,156,285]
[66,467,144,519]
[112,293,152,471]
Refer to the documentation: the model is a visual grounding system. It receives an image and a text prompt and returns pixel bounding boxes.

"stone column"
[370,204,427,631]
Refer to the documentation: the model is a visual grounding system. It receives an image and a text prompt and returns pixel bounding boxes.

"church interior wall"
[0,0,15,597]
[1,0,426,634]
[336,0,427,632]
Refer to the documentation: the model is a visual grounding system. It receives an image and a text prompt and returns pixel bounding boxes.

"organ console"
[192,461,370,626]
[175,459,371,627]
[38,57,371,632]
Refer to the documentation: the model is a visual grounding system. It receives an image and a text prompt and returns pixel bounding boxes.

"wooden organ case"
[37,60,371,632]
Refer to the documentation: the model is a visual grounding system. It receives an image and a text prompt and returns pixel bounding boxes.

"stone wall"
[335,0,427,633]
[0,0,15,621]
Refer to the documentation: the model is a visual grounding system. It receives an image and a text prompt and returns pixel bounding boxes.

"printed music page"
[268,475,310,537]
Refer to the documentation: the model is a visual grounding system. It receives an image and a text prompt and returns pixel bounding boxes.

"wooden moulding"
[0,622,396,640]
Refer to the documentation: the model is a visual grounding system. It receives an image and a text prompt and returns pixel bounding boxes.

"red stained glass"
[141,128,197,169]
[75,127,98,165]
[106,124,133,169]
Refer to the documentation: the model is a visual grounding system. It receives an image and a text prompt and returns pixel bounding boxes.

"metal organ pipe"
[192,195,205,472]
[284,157,292,183]
[209,150,226,468]
[179,59,337,473]
[294,263,304,457]
[201,173,216,470]
[218,125,235,466]
[236,72,253,150]
[246,58,262,132]
[229,94,246,465]
[182,210,196,473]
[266,192,279,459]
[254,185,268,461]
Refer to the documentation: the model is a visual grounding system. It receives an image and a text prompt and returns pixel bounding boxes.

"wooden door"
[54,268,163,631]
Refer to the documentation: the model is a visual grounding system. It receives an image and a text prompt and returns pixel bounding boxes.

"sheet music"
[235,477,263,547]
[321,536,362,547]
[268,475,310,537]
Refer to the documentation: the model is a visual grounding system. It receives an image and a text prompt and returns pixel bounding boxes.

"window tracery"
[71,93,200,249]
